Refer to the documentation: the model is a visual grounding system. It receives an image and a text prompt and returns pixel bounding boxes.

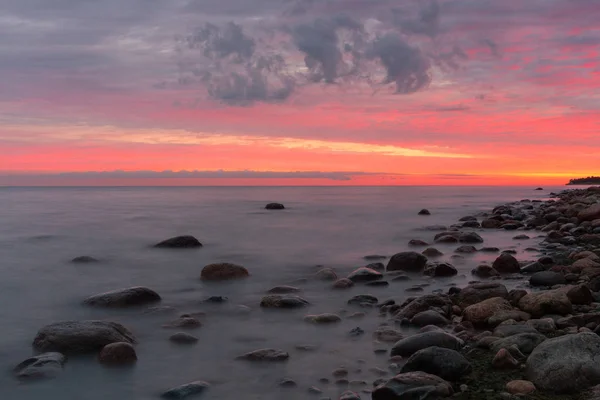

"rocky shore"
[12,187,600,399]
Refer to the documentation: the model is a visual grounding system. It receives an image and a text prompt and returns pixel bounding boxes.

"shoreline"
[9,186,600,400]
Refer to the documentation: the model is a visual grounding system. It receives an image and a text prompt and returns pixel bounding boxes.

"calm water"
[0,186,565,399]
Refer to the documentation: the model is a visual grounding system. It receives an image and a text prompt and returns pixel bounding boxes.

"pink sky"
[0,0,598,186]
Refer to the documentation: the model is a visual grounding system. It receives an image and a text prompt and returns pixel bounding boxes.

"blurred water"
[0,186,565,399]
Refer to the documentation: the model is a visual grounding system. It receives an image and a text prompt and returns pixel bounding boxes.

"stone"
[471,264,500,278]
[462,221,481,228]
[349,327,365,337]
[493,324,538,338]
[348,295,378,306]
[435,234,459,244]
[14,352,65,380]
[169,332,199,344]
[518,289,573,317]
[529,271,566,287]
[339,390,361,400]
[154,235,202,248]
[304,313,342,324]
[333,278,354,289]
[265,202,285,210]
[487,310,530,327]
[418,209,431,215]
[366,262,386,271]
[315,268,338,281]
[409,239,429,246]
[71,256,99,263]
[423,262,457,277]
[236,348,289,362]
[394,294,453,320]
[410,310,449,327]
[526,333,600,393]
[260,295,309,308]
[463,298,513,327]
[459,232,484,244]
[506,380,536,396]
[161,381,210,399]
[83,286,161,308]
[98,342,137,365]
[163,316,202,329]
[279,378,297,387]
[520,262,546,274]
[201,263,249,281]
[348,267,383,283]
[526,318,556,334]
[267,285,300,294]
[492,253,521,274]
[490,333,546,355]
[482,219,502,228]
[364,255,387,261]
[366,280,389,287]
[579,204,600,222]
[455,245,477,254]
[33,320,136,353]
[454,283,509,309]
[491,348,519,369]
[401,347,471,381]
[372,372,453,400]
[480,247,501,253]
[513,234,530,240]
[422,248,443,257]
[386,252,428,272]
[373,327,403,343]
[507,289,527,307]
[390,331,463,357]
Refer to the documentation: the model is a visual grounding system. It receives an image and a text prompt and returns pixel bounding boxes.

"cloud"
[394,0,441,38]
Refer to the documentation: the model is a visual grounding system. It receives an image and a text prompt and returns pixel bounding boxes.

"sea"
[0,186,567,399]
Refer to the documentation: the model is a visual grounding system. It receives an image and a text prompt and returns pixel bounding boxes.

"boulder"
[236,348,289,362]
[459,232,484,244]
[579,204,600,222]
[267,285,300,294]
[492,253,520,274]
[463,297,513,327]
[409,239,429,246]
[161,381,210,399]
[83,287,161,308]
[394,294,453,320]
[33,320,136,353]
[71,256,99,263]
[482,219,502,228]
[390,331,463,357]
[348,294,378,306]
[265,202,285,210]
[162,316,201,329]
[386,252,428,272]
[401,347,471,381]
[315,268,338,281]
[347,267,383,283]
[471,264,499,278]
[506,380,536,396]
[526,333,600,393]
[422,248,443,257]
[201,263,249,281]
[529,271,566,287]
[154,236,202,248]
[98,342,137,365]
[14,352,65,380]
[435,235,459,244]
[487,310,531,327]
[493,324,539,338]
[454,283,508,309]
[372,372,453,400]
[260,295,309,309]
[455,245,477,254]
[423,262,457,277]
[410,310,449,327]
[169,332,199,345]
[490,333,546,354]
[304,313,341,324]
[332,278,354,289]
[491,348,519,369]
[418,209,431,215]
[521,262,547,274]
[526,318,556,334]
[373,327,404,343]
[518,289,572,317]
[562,284,594,305]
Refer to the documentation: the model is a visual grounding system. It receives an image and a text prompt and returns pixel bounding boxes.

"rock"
[236,348,289,362]
[526,332,600,393]
[260,295,309,308]
[98,342,137,365]
[520,262,546,274]
[564,284,594,305]
[518,289,572,317]
[349,327,365,336]
[493,324,539,338]
[71,256,99,263]
[482,219,502,228]
[526,318,556,334]
[418,209,431,215]
[409,239,429,246]
[572,257,600,270]
[364,255,387,261]
[487,310,530,327]
[423,262,457,277]
[435,234,459,244]
[492,253,521,274]
[410,310,449,327]
[455,245,477,254]
[506,380,536,395]
[14,352,65,380]
[490,333,546,355]
[279,378,297,387]
[529,271,566,287]
[267,285,300,294]
[366,280,389,287]
[394,294,453,320]
[507,289,527,307]
[154,235,202,248]
[463,297,513,327]
[386,252,428,272]
[339,390,361,400]
[373,327,404,343]
[459,216,478,222]
[161,381,210,399]
[315,268,338,281]
[513,234,530,240]
[462,221,481,228]
[83,287,161,308]
[304,313,342,324]
[459,232,484,244]
[163,316,202,329]
[169,332,199,344]
[454,283,509,309]
[201,263,249,281]
[333,278,355,289]
[372,372,453,400]
[33,320,135,353]
[422,248,443,257]
[579,204,600,222]
[491,348,519,369]
[471,264,500,278]
[401,347,471,381]
[202,296,227,303]
[348,294,378,306]
[366,262,386,271]
[348,267,383,283]
[390,331,463,357]
[480,247,500,253]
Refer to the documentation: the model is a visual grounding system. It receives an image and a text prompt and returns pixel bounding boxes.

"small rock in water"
[201,263,249,281]
[84,286,161,308]
[408,239,429,246]
[161,381,210,399]
[279,378,297,387]
[71,256,99,263]
[333,278,354,289]
[163,316,202,329]
[315,268,338,281]
[410,310,449,327]
[154,235,202,249]
[459,232,484,244]
[347,295,378,306]
[203,296,228,303]
[14,352,65,380]
[422,248,443,257]
[479,247,500,253]
[169,332,199,345]
[98,342,137,365]
[348,267,383,283]
[455,245,477,254]
[260,295,310,308]
[295,344,318,351]
[339,390,361,400]
[265,202,285,210]
[365,262,385,270]
[492,253,521,274]
[366,281,389,287]
[236,348,289,362]
[418,209,431,215]
[333,368,349,378]
[471,264,499,278]
[529,271,566,287]
[304,313,342,324]
[267,285,300,294]
[401,346,472,381]
[513,234,530,240]
[386,252,428,272]
[348,312,366,319]
[308,386,322,394]
[423,262,458,277]
[349,327,365,337]
[373,327,403,343]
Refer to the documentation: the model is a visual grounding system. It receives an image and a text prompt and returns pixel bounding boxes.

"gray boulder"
[529,271,566,287]
[401,347,471,381]
[236,348,289,362]
[347,267,383,283]
[83,286,161,308]
[490,332,546,355]
[154,236,202,248]
[14,352,65,380]
[260,295,309,309]
[459,232,484,244]
[161,381,210,399]
[391,331,463,357]
[410,310,449,327]
[454,282,508,309]
[387,252,428,272]
[394,294,452,320]
[372,372,453,400]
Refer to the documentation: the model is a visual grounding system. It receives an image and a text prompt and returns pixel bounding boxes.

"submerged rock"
[260,295,309,308]
[267,285,300,294]
[422,248,443,257]
[236,348,289,362]
[332,278,354,289]
[471,264,499,278]
[423,262,457,277]
[373,327,404,343]
[71,256,99,263]
[33,320,135,353]
[459,232,484,244]
[201,263,249,281]
[418,209,431,215]
[386,252,428,272]
[265,203,285,210]
[161,381,210,399]
[409,239,429,246]
[98,342,137,365]
[304,313,342,324]
[492,253,520,274]
[401,347,471,381]
[154,236,202,249]
[315,268,338,281]
[14,352,65,380]
[394,294,452,320]
[390,331,463,357]
[347,294,378,306]
[372,372,453,400]
[347,267,383,283]
[169,332,199,345]
[83,286,161,308]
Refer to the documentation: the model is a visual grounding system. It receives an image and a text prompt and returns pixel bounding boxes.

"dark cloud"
[394,0,441,38]
[482,39,501,58]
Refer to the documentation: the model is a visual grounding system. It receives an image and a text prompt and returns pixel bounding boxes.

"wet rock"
[480,247,500,253]
[279,378,297,387]
[462,221,481,228]
[410,310,449,327]
[348,295,378,306]
[260,295,309,309]
[33,320,135,353]
[349,327,365,337]
[471,264,500,278]
[386,252,428,273]
[455,245,477,254]
[459,216,478,222]
[265,202,285,210]
[308,386,322,394]
[202,296,227,303]
[463,297,513,327]
[339,390,361,400]
[14,352,65,380]
[564,284,593,305]
[161,381,210,399]
[492,348,519,369]
[435,235,459,244]
[493,324,538,338]
[507,289,527,307]
[364,255,387,261]
[482,219,502,228]
[304,313,342,324]
[373,327,403,343]
[513,234,530,240]
[418,209,431,215]
[84,286,161,308]
[579,204,600,222]
[422,248,443,257]
[423,262,457,277]
[520,262,546,274]
[163,316,202,329]
[267,285,300,294]
[236,348,289,362]
[201,263,249,281]
[98,342,137,365]
[391,274,410,282]
[390,331,463,357]
[154,235,202,249]
[488,310,531,327]
[529,271,566,287]
[409,239,429,246]
[401,347,471,381]
[366,281,389,287]
[394,294,453,320]
[348,267,383,283]
[71,256,99,263]
[169,332,199,345]
[315,268,338,281]
[365,262,385,271]
[491,333,546,355]
[333,368,349,378]
[538,255,554,265]
[492,254,521,274]
[506,380,536,395]
[372,372,453,400]
[526,318,556,334]
[333,278,354,289]
[454,282,509,309]
[518,289,572,317]
[459,232,484,244]
[526,332,600,393]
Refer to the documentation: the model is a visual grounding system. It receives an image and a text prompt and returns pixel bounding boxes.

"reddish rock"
[98,342,137,365]
[506,380,536,395]
[492,348,519,369]
[201,263,249,281]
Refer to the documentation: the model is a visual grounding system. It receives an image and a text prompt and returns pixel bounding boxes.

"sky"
[0,0,599,186]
